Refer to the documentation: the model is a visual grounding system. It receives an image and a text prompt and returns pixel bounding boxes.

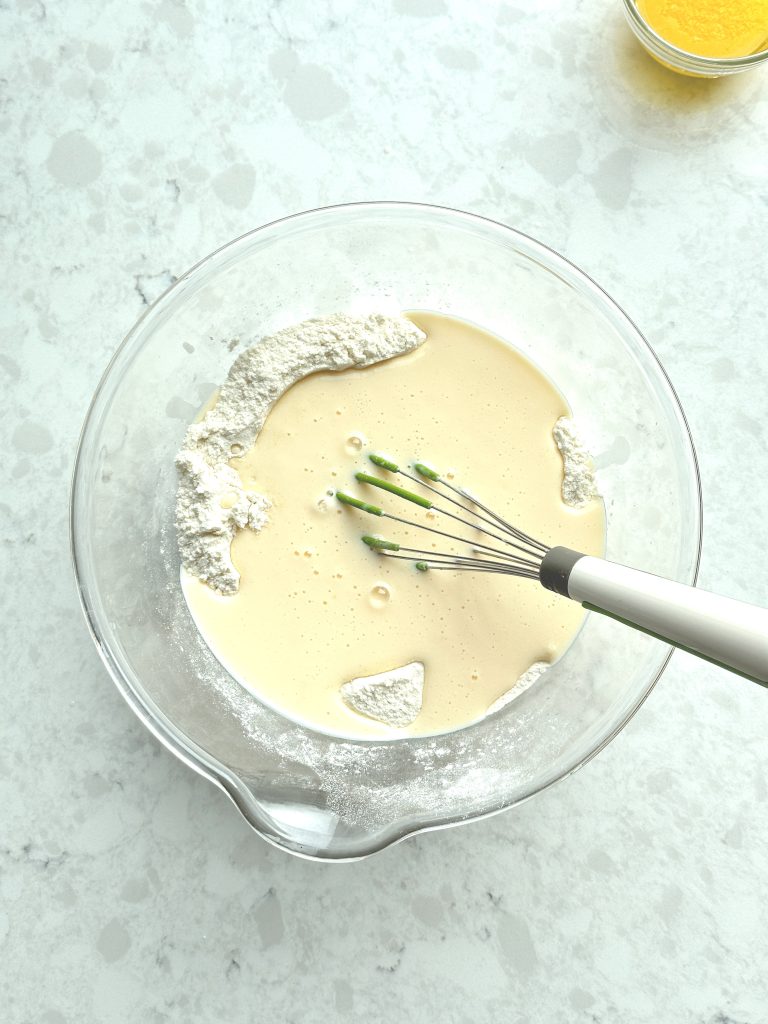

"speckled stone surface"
[3,1,768,1021]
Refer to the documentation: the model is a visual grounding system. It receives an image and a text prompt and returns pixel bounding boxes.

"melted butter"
[636,0,768,58]
[181,312,606,739]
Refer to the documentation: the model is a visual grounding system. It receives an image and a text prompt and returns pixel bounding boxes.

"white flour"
[341,662,424,728]
[553,417,599,508]
[486,661,550,715]
[175,313,425,594]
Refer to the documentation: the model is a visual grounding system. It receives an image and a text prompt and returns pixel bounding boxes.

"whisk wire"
[458,487,549,555]
[376,544,535,573]
[355,468,547,565]
[339,454,550,579]
[383,512,536,566]
[394,467,538,551]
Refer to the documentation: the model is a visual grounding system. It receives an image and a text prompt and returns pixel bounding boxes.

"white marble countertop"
[4,1,768,1020]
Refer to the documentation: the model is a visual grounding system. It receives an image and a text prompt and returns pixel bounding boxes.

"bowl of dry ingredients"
[623,0,768,76]
[71,202,701,860]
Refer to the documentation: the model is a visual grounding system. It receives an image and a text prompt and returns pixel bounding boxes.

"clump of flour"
[341,662,424,728]
[175,314,425,593]
[486,661,549,716]
[553,417,599,508]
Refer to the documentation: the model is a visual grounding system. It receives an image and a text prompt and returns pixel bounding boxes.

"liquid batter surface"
[182,312,605,739]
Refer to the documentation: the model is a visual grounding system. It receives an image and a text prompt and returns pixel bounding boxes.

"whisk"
[336,454,768,687]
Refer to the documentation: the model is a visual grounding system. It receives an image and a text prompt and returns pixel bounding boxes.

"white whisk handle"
[540,548,768,685]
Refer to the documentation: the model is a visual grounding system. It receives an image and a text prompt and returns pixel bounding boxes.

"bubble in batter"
[369,583,392,609]
[345,432,366,453]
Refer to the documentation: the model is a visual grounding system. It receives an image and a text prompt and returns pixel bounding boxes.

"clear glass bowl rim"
[70,200,703,859]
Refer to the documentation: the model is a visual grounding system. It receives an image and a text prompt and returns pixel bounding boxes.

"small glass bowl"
[622,0,768,77]
[71,202,702,860]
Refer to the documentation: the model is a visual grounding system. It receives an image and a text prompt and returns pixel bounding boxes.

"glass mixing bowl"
[71,202,701,861]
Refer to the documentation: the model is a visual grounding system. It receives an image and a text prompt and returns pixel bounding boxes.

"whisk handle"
[540,548,768,685]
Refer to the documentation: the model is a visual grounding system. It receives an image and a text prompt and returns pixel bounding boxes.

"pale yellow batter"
[182,312,605,739]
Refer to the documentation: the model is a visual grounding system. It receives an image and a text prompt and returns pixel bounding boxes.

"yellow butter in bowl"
[637,0,768,58]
